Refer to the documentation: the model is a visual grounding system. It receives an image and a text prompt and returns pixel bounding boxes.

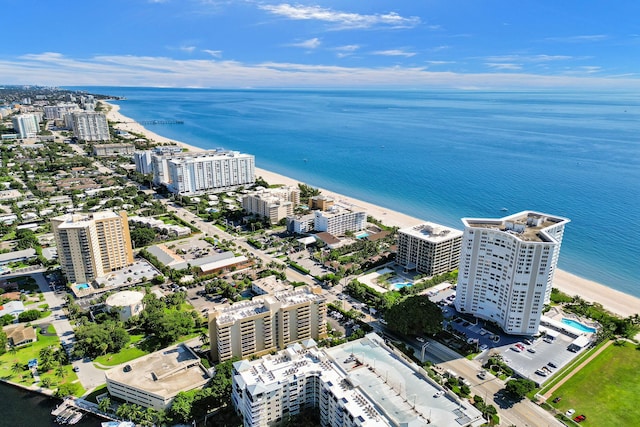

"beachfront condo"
[454,211,569,335]
[396,222,463,276]
[242,186,300,224]
[51,210,134,284]
[151,150,255,195]
[313,207,366,236]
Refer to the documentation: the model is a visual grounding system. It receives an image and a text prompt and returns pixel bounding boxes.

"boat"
[101,422,136,427]
[500,207,508,212]
[67,411,83,425]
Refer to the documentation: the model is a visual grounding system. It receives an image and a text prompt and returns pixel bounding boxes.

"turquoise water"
[75,283,90,290]
[393,283,413,290]
[73,87,640,297]
[561,318,597,333]
[355,232,369,239]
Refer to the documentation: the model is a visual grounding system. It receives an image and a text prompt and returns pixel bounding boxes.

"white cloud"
[485,63,522,71]
[259,4,420,30]
[373,49,416,58]
[544,34,608,43]
[426,60,455,65]
[289,38,321,49]
[334,45,360,52]
[203,49,223,58]
[485,54,573,63]
[2,52,639,90]
[180,46,197,53]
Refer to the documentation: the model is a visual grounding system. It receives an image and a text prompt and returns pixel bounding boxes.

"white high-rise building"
[396,222,463,276]
[313,207,366,236]
[12,114,39,138]
[43,103,79,120]
[152,150,255,195]
[69,111,110,141]
[454,211,569,335]
[133,151,153,175]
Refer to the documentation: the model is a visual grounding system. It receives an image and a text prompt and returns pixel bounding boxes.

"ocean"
[74,87,639,298]
[0,382,102,427]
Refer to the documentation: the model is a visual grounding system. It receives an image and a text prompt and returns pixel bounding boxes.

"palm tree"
[55,364,65,379]
[199,330,210,346]
[98,397,112,414]
[11,361,23,376]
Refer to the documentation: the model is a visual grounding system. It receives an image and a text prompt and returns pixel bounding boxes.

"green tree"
[98,397,112,414]
[130,227,156,247]
[504,378,536,399]
[0,330,7,355]
[383,295,443,336]
[39,346,56,371]
[18,309,42,322]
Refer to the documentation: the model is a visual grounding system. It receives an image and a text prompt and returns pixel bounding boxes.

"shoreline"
[103,101,640,318]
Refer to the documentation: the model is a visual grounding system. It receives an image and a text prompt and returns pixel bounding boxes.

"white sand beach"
[103,101,639,318]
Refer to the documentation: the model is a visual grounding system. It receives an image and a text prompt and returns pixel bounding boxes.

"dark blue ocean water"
[76,87,640,298]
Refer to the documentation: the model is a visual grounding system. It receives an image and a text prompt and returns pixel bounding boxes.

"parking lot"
[437,298,591,385]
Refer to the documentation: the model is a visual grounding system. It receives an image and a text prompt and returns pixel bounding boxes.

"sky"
[1,0,639,89]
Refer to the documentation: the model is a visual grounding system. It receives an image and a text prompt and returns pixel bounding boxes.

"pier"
[52,397,120,424]
[117,119,184,125]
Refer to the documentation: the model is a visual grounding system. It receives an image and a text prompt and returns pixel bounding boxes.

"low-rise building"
[93,143,135,157]
[105,344,211,410]
[3,324,37,347]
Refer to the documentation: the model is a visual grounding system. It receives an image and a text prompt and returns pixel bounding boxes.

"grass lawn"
[94,334,148,366]
[549,342,640,426]
[0,330,85,396]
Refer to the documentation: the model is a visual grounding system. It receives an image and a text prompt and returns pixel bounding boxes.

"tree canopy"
[383,295,443,336]
[73,320,130,358]
[504,378,536,399]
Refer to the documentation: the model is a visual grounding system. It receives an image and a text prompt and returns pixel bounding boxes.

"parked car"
[511,346,522,353]
[548,361,558,368]
[565,409,575,417]
[573,415,586,423]
[479,344,488,351]
[433,391,445,398]
[416,337,425,343]
[552,397,562,403]
[527,347,536,353]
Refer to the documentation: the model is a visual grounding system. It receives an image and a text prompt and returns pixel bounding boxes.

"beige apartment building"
[51,210,134,284]
[209,286,327,362]
[396,222,463,276]
[241,186,300,224]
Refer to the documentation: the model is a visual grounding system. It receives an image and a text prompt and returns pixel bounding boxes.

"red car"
[573,415,586,423]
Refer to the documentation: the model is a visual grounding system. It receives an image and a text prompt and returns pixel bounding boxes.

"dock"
[52,397,120,424]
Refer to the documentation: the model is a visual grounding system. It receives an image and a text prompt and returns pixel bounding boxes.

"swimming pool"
[393,283,413,290]
[355,232,369,239]
[75,283,90,290]
[561,318,596,333]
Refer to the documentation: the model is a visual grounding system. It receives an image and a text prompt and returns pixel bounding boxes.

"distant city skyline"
[1,0,639,89]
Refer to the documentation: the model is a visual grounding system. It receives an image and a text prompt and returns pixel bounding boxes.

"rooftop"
[463,211,570,243]
[399,222,463,243]
[105,344,210,398]
[234,334,483,426]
